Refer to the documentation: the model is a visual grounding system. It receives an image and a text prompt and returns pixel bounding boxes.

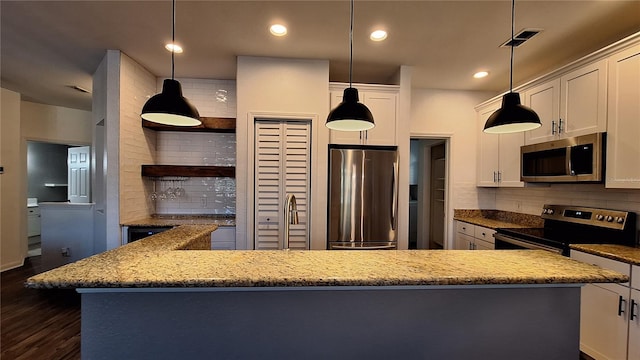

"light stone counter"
[453,209,543,229]
[27,230,627,289]
[570,244,640,266]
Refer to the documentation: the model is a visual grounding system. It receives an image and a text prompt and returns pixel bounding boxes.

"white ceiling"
[1,1,639,111]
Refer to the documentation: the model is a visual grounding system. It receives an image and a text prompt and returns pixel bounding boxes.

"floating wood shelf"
[141,165,235,178]
[142,117,236,133]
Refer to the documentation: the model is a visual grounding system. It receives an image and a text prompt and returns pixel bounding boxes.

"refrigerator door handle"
[391,161,398,230]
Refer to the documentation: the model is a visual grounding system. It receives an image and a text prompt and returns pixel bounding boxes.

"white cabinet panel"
[560,60,608,138]
[454,221,495,250]
[630,287,640,360]
[211,227,236,250]
[523,79,561,144]
[477,101,524,187]
[606,44,640,189]
[523,60,607,145]
[329,84,398,146]
[579,282,630,360]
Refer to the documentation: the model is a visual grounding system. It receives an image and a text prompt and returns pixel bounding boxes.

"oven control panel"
[541,204,631,230]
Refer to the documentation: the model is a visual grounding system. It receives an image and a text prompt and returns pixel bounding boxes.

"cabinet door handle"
[558,118,564,133]
[493,171,497,183]
[618,295,627,317]
[552,120,557,135]
[631,299,638,321]
[497,171,502,182]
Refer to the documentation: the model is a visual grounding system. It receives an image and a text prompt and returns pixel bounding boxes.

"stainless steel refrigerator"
[328,145,398,249]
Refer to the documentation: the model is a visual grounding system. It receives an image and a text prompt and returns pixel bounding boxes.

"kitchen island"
[27,227,627,360]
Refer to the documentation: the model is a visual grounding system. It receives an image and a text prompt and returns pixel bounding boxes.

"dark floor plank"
[1,256,80,360]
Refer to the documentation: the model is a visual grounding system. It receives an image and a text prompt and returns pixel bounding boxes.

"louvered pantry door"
[254,120,311,250]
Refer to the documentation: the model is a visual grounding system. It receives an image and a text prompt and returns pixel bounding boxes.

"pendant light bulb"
[326,0,375,132]
[141,0,201,126]
[483,0,540,134]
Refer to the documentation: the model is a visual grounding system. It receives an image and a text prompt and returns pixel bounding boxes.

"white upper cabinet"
[606,43,640,189]
[477,101,525,188]
[523,60,607,144]
[522,79,560,144]
[329,83,398,146]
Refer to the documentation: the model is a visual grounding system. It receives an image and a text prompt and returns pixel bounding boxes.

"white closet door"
[255,120,311,250]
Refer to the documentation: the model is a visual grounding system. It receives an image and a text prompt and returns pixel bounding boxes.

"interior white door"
[254,120,311,250]
[68,146,91,203]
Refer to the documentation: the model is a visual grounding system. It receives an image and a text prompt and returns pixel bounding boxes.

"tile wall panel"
[495,185,640,243]
[156,78,236,118]
[119,54,157,222]
[155,132,236,215]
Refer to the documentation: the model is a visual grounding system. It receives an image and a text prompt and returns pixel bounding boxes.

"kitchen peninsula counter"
[26,229,627,360]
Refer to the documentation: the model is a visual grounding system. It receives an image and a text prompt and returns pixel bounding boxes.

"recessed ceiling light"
[270,24,287,37]
[473,71,489,79]
[370,30,387,41]
[165,43,183,53]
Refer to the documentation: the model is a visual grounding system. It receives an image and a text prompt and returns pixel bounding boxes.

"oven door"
[494,233,564,255]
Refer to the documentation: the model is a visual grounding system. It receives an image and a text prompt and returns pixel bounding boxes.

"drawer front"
[632,265,640,291]
[474,226,496,244]
[571,250,631,278]
[456,221,475,236]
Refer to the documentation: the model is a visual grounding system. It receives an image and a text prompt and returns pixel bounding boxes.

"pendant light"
[141,0,201,126]
[326,0,375,132]
[483,0,540,134]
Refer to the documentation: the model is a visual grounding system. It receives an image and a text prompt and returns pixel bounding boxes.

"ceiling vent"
[500,28,543,48]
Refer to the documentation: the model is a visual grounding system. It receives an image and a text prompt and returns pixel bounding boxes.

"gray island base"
[80,284,578,360]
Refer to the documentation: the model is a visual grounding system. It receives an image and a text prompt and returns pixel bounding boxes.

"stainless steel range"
[494,205,637,256]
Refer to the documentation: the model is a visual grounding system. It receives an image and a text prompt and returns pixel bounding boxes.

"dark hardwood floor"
[1,256,80,360]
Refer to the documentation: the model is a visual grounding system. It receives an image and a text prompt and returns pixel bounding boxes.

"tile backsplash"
[154,132,236,215]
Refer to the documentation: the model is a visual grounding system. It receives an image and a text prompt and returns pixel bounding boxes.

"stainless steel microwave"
[521,133,605,183]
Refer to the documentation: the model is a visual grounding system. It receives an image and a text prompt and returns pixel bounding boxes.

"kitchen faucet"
[283,194,299,250]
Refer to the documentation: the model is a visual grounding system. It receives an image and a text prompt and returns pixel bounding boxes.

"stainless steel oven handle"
[494,234,563,254]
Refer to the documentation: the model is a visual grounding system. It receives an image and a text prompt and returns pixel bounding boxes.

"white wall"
[1,88,26,271]
[410,88,497,248]
[21,101,92,144]
[236,56,330,250]
[0,90,92,271]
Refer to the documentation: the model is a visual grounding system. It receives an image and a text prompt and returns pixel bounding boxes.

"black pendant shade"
[141,79,201,126]
[326,0,375,132]
[483,92,541,134]
[326,87,375,131]
[483,0,541,134]
[140,0,201,127]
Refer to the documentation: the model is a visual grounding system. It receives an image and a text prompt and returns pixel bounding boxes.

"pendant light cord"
[349,0,353,87]
[509,0,514,92]
[171,0,176,80]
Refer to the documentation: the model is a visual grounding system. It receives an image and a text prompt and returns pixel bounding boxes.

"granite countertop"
[122,214,235,227]
[453,209,543,229]
[570,244,640,266]
[26,225,627,288]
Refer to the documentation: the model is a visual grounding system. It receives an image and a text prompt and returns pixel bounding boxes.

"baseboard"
[1,258,25,272]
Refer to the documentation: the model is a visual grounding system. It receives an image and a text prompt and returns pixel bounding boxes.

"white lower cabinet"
[630,265,640,360]
[454,221,495,250]
[571,250,637,360]
[211,227,236,250]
